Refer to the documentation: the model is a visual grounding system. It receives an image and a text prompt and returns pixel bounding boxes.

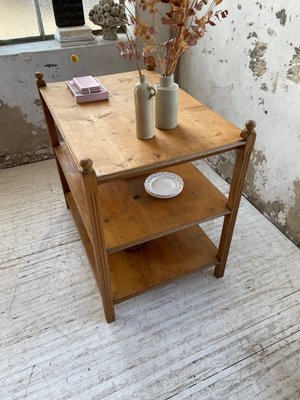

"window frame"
[0,0,46,45]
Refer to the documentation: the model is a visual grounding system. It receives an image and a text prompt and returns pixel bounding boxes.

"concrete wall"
[0,36,135,168]
[177,0,300,246]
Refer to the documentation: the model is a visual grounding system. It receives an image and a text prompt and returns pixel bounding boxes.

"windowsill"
[0,34,127,56]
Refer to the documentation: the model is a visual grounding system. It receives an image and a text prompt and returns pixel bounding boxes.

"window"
[0,0,102,44]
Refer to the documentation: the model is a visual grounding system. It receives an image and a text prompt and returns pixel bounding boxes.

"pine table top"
[40,70,243,182]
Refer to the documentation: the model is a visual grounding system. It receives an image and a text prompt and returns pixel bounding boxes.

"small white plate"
[144,172,184,199]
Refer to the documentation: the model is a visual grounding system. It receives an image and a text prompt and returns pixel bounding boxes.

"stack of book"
[66,76,109,103]
[54,25,96,47]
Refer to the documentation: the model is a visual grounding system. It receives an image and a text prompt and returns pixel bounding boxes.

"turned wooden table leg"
[214,120,256,278]
[35,72,70,207]
[80,159,115,323]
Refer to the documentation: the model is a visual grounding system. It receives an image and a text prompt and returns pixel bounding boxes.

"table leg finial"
[241,120,256,140]
[35,72,46,88]
[80,158,94,174]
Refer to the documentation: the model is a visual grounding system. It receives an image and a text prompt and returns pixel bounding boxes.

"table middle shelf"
[100,162,230,253]
[55,143,230,253]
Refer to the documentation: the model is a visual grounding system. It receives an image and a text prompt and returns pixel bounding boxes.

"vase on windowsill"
[102,26,118,40]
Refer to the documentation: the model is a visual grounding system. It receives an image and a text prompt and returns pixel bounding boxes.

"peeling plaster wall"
[0,37,135,168]
[177,0,300,246]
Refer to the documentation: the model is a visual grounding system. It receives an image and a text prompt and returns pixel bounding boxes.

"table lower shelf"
[66,191,220,304]
[109,226,220,303]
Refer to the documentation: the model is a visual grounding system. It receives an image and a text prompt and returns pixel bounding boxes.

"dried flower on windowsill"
[118,0,228,76]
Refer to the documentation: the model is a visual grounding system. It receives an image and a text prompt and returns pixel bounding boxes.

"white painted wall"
[177,0,300,246]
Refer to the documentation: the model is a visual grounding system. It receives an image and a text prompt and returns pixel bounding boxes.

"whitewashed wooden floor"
[1,159,300,400]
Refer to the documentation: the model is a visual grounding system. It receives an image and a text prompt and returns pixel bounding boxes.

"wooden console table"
[36,71,256,323]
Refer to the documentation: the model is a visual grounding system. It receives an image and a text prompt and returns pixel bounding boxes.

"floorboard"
[0,159,299,400]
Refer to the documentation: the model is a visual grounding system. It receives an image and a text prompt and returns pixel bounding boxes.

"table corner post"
[35,71,47,88]
[215,120,257,278]
[240,120,257,152]
[80,159,116,323]
[34,72,59,148]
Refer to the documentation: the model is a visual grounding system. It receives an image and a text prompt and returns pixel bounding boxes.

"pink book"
[73,75,101,94]
[66,79,109,103]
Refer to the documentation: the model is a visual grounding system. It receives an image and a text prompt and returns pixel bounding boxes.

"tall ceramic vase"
[155,74,179,129]
[134,75,156,140]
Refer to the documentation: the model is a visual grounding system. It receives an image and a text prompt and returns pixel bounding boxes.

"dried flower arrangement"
[118,0,228,76]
